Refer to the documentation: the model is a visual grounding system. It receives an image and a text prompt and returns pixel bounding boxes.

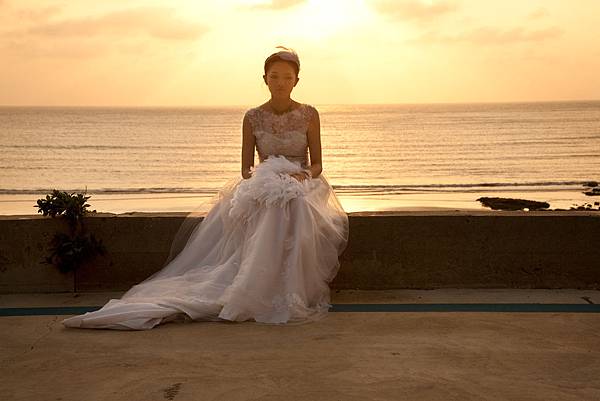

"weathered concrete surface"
[1,290,599,401]
[2,288,600,307]
[1,211,599,293]
[0,212,184,293]
[339,212,600,290]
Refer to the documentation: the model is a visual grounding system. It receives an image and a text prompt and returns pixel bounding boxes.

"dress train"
[62,156,349,330]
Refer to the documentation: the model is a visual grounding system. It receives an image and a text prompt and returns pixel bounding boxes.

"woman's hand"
[288,171,309,182]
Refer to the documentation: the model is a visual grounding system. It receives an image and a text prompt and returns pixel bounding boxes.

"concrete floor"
[1,289,599,401]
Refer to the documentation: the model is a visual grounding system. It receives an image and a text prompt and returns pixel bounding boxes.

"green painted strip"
[0,306,101,316]
[330,303,600,313]
[0,303,599,317]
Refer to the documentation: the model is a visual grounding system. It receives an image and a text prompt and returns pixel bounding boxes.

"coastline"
[0,187,597,216]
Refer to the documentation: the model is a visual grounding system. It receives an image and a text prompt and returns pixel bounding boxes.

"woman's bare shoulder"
[248,102,271,113]
[244,105,263,118]
[244,106,262,128]
[302,103,319,121]
[246,104,261,113]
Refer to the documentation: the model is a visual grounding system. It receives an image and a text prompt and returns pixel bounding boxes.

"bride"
[62,46,350,330]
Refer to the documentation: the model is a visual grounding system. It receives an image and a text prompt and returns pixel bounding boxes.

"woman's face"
[263,60,299,99]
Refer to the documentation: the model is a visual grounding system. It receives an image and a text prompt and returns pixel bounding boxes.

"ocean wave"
[0,180,595,195]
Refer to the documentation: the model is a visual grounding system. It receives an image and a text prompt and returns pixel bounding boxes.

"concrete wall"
[1,211,599,293]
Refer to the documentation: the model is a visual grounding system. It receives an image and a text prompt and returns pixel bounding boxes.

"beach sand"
[0,188,597,216]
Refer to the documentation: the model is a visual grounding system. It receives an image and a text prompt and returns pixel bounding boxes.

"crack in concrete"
[29,316,58,351]
[0,316,59,366]
[162,382,183,400]
[581,296,594,304]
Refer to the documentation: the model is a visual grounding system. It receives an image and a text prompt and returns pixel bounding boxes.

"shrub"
[36,189,106,291]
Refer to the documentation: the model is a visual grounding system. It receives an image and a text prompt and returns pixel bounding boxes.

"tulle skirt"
[62,156,349,330]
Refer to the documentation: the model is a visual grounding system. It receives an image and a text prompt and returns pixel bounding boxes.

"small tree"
[36,188,106,292]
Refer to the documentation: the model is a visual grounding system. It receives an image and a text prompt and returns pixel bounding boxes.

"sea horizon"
[2,98,599,109]
[1,101,599,215]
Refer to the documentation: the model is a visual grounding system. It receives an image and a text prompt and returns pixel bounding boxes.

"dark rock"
[584,181,598,187]
[567,201,600,211]
[476,197,550,211]
[583,187,600,196]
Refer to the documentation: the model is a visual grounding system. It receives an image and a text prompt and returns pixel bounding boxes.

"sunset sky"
[1,0,599,106]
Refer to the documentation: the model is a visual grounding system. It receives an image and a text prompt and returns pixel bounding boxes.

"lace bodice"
[245,103,317,168]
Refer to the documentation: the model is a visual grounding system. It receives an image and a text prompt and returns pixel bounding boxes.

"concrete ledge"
[0,211,599,293]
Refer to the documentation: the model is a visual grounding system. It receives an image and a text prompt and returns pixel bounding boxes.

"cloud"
[15,5,63,23]
[245,0,306,11]
[21,7,207,41]
[2,38,109,59]
[0,6,208,60]
[527,7,548,20]
[371,0,458,23]
[410,26,563,45]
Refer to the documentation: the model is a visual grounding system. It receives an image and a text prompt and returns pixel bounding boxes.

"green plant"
[44,232,106,274]
[36,188,106,292]
[36,189,95,229]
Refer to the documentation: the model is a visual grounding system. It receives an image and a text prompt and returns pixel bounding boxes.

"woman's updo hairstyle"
[264,46,300,77]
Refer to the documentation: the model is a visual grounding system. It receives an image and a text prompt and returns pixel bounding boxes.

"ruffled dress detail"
[62,103,349,330]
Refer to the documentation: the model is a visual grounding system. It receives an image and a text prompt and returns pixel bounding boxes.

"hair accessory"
[266,46,300,70]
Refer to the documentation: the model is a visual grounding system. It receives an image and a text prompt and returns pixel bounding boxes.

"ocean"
[1,101,599,215]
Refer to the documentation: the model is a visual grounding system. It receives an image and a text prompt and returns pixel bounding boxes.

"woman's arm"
[306,106,323,179]
[241,113,255,179]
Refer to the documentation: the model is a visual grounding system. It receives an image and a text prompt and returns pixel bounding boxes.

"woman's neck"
[269,98,294,114]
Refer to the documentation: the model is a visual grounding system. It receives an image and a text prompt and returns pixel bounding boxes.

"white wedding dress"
[62,103,349,330]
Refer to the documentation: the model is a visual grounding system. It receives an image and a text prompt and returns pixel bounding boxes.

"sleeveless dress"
[61,103,349,330]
